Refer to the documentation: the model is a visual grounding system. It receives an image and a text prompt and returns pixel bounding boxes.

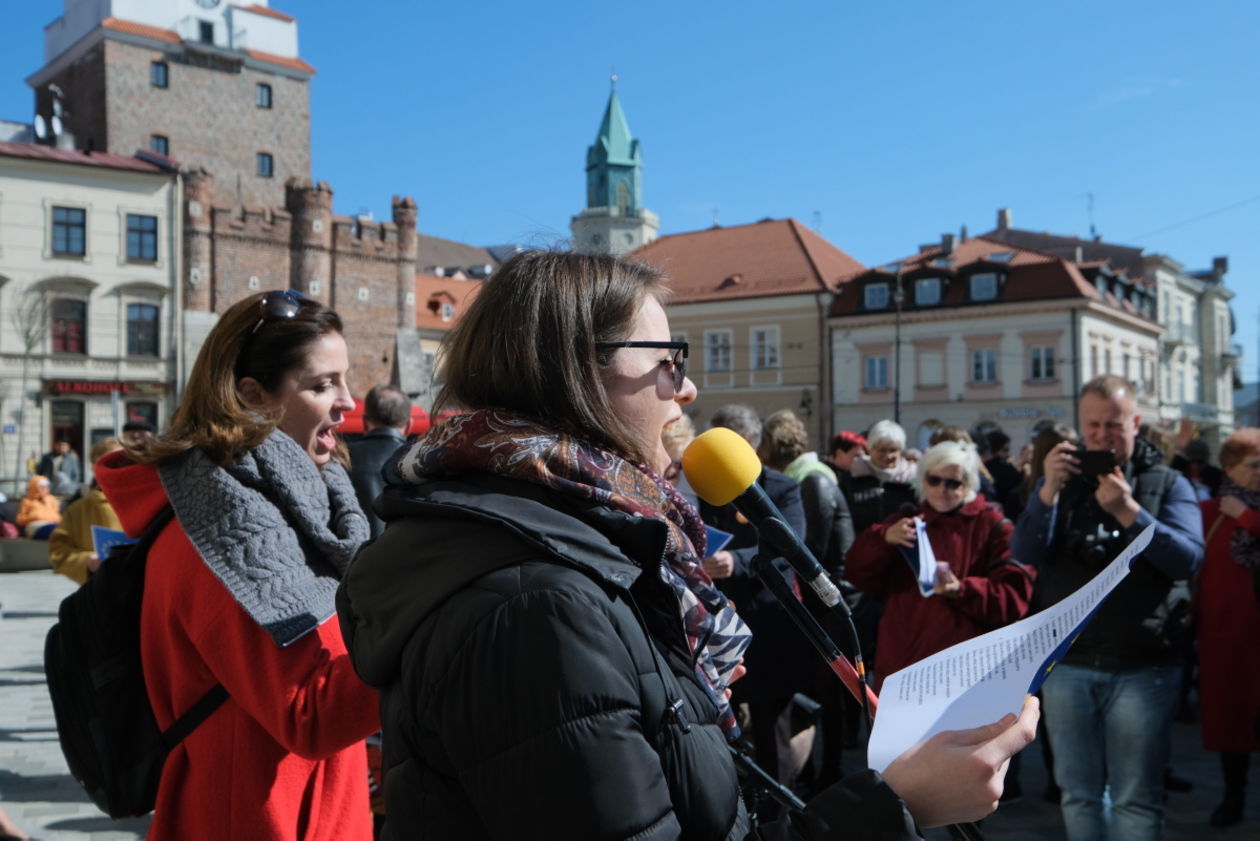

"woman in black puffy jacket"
[336,251,1037,840]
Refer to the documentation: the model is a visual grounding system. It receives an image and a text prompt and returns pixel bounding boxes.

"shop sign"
[42,379,167,397]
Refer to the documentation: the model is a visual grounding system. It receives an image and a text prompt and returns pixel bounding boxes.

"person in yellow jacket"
[48,438,124,583]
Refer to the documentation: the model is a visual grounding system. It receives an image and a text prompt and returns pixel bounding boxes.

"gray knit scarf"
[158,429,369,646]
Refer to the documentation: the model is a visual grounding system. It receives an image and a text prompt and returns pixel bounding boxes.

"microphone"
[682,427,845,611]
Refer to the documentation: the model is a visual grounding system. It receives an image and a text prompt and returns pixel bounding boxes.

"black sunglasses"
[925,474,965,491]
[595,341,689,392]
[251,289,308,333]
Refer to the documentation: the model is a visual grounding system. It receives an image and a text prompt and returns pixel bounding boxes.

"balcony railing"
[1224,342,1244,361]
[1163,321,1198,345]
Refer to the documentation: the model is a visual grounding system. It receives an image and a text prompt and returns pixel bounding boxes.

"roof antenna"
[812,210,822,233]
[712,206,720,227]
[1086,191,1098,240]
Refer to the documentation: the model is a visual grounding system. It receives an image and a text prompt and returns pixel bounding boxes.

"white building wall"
[0,155,177,492]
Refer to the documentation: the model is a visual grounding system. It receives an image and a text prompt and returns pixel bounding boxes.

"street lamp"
[893,268,904,425]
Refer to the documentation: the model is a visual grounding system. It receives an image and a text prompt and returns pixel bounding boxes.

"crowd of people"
[1,249,1255,841]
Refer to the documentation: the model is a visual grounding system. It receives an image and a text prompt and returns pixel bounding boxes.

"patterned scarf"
[1220,480,1260,570]
[391,409,752,737]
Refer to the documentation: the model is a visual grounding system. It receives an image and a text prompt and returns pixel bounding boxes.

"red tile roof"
[0,141,174,174]
[631,218,865,303]
[829,234,1147,317]
[244,48,315,75]
[415,274,482,331]
[234,4,296,23]
[100,16,313,74]
[101,16,182,44]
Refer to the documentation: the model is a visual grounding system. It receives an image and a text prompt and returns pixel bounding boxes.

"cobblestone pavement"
[3,568,1257,839]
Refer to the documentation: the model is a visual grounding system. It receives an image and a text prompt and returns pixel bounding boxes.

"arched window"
[616,181,630,215]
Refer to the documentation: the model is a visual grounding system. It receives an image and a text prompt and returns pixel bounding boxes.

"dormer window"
[1095,276,1107,296]
[864,282,890,310]
[441,302,455,322]
[915,277,941,306]
[970,273,998,301]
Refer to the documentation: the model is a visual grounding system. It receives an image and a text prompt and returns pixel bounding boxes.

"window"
[256,83,272,109]
[127,303,160,356]
[150,134,169,156]
[51,299,87,354]
[970,273,998,301]
[198,20,214,44]
[440,302,454,321]
[150,61,169,88]
[864,282,889,310]
[865,356,888,389]
[971,349,997,383]
[705,330,732,372]
[126,402,158,429]
[126,214,158,261]
[257,152,274,177]
[914,278,941,306]
[51,206,86,256]
[1030,346,1055,381]
[751,326,780,370]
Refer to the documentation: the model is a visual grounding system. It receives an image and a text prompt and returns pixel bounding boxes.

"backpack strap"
[137,505,231,750]
[162,684,230,749]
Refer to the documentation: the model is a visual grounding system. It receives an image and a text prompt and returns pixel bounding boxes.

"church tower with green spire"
[570,81,659,255]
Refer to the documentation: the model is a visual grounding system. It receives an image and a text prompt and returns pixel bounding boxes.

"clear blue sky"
[3,1,1257,383]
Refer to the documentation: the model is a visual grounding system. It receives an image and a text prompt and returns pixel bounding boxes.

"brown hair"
[1220,428,1260,471]
[930,426,993,481]
[661,414,696,461]
[133,291,344,467]
[434,250,669,465]
[1138,422,1176,465]
[759,409,810,471]
[88,438,123,464]
[1082,374,1136,402]
[1020,423,1080,503]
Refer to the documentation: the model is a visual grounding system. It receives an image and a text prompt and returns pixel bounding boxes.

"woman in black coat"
[337,251,1037,840]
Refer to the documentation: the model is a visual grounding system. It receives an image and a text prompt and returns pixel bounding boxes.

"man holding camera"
[1013,374,1203,841]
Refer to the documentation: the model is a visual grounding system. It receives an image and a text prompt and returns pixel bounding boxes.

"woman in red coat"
[848,440,1036,688]
[1196,428,1260,827]
[96,290,379,841]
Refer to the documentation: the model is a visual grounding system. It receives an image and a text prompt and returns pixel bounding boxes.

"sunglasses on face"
[925,474,964,491]
[596,341,689,392]
[251,289,309,333]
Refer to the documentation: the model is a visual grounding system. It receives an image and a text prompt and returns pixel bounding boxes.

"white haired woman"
[846,419,918,534]
[847,441,1037,688]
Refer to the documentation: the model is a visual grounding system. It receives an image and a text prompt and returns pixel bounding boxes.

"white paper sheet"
[867,523,1156,772]
[913,516,937,596]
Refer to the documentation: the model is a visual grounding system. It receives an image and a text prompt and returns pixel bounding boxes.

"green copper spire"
[585,81,643,213]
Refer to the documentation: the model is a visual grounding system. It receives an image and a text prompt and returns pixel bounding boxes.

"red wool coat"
[96,454,380,841]
[847,496,1035,687]
[1196,498,1260,753]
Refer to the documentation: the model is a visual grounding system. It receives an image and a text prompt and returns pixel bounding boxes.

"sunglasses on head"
[596,341,689,392]
[251,289,309,334]
[925,474,964,491]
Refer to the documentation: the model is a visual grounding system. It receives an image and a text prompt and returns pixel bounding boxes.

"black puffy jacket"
[337,472,923,840]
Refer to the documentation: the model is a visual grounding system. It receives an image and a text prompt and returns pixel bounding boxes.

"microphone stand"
[728,744,807,815]
[748,551,876,726]
[748,543,985,841]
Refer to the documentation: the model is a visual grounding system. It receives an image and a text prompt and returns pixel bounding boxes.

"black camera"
[1067,522,1124,567]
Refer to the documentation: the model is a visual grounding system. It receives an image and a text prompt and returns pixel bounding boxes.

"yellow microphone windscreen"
[682,427,762,506]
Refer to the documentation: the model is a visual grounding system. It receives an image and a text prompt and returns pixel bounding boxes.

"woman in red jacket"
[96,290,379,841]
[848,440,1036,688]
[1196,428,1260,827]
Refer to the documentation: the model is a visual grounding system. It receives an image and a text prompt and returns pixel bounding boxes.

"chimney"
[1075,246,1083,263]
[997,208,1012,230]
[941,233,957,254]
[960,224,969,243]
[1213,256,1229,280]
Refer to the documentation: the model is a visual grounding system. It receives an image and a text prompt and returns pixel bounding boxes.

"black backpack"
[43,505,229,818]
